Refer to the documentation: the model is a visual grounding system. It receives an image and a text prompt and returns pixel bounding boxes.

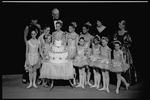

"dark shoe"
[22,79,28,84]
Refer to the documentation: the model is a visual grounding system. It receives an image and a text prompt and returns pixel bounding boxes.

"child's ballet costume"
[27,39,40,72]
[111,50,130,73]
[89,44,101,67]
[73,45,88,67]
[98,46,111,70]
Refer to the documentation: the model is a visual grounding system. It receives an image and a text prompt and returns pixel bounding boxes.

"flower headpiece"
[101,36,109,42]
[85,22,92,27]
[71,22,77,28]
[113,40,121,45]
[95,35,100,41]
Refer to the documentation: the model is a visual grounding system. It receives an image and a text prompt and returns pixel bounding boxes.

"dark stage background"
[2,3,148,81]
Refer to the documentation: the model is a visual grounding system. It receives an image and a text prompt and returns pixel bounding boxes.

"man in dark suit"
[50,8,61,33]
[49,8,70,33]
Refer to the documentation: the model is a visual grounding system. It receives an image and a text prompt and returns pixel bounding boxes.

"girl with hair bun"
[74,37,88,89]
[98,36,111,93]
[66,22,79,85]
[80,22,94,87]
[111,40,130,94]
[89,35,102,89]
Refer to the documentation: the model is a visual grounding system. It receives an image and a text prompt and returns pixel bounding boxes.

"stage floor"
[2,74,147,99]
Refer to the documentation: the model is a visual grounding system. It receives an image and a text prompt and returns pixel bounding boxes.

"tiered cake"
[49,40,68,63]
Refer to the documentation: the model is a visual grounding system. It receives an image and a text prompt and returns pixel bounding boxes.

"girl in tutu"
[66,22,79,85]
[25,30,40,89]
[74,37,88,89]
[38,25,51,86]
[67,22,78,59]
[40,34,52,87]
[89,35,101,89]
[111,41,130,94]
[80,22,94,87]
[98,37,111,93]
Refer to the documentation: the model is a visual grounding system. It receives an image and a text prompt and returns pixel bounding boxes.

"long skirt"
[122,47,138,85]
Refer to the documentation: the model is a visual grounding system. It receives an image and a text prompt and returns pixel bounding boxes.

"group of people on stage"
[23,8,138,94]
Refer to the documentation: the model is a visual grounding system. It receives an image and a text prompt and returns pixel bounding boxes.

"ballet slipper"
[76,84,82,87]
[98,87,106,91]
[88,82,93,87]
[81,84,85,89]
[33,84,38,88]
[126,83,130,90]
[116,89,119,94]
[84,81,88,85]
[90,84,96,88]
[106,88,110,93]
[27,83,32,89]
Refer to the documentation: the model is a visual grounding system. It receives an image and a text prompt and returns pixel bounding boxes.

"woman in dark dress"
[93,20,113,49]
[113,20,138,85]
[93,20,109,38]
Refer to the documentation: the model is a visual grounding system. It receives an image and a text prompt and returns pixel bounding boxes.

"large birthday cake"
[49,40,68,63]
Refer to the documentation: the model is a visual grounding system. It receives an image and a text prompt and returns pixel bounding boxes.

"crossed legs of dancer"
[116,72,130,94]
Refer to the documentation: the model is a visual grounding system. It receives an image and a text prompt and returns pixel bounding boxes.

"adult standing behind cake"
[50,8,63,33]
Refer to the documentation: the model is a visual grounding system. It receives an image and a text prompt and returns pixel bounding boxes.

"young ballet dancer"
[98,37,111,93]
[80,22,94,87]
[111,40,130,94]
[38,26,51,86]
[40,34,52,87]
[74,37,88,89]
[67,22,79,85]
[90,35,101,89]
[25,30,40,89]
